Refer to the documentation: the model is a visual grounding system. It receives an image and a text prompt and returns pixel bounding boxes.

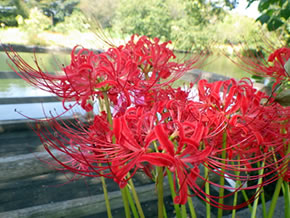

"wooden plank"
[0,182,171,218]
[0,150,59,181]
[0,129,43,157]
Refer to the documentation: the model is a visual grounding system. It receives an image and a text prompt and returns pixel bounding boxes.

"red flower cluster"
[231,46,290,90]
[5,35,199,112]
[5,35,289,210]
[35,79,289,208]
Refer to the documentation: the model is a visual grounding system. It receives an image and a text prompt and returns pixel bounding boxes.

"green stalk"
[102,91,113,125]
[266,143,288,218]
[187,195,197,218]
[204,163,211,218]
[257,161,267,217]
[217,132,227,218]
[241,189,253,212]
[166,168,182,218]
[251,161,265,218]
[100,170,113,218]
[180,204,187,218]
[90,100,112,218]
[125,186,139,218]
[121,188,132,218]
[163,204,168,218]
[283,181,289,218]
[157,166,164,218]
[260,188,266,217]
[231,168,240,218]
[267,177,283,218]
[127,176,145,218]
[103,91,131,218]
[258,160,267,217]
[281,140,289,218]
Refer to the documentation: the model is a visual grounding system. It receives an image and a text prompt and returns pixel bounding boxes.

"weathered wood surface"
[0,174,172,218]
[0,129,43,157]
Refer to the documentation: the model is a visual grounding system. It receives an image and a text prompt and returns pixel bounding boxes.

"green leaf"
[279,0,287,7]
[265,8,275,16]
[280,2,290,19]
[284,59,290,76]
[252,75,264,80]
[258,0,279,12]
[257,14,270,24]
[258,0,271,11]
[267,17,284,31]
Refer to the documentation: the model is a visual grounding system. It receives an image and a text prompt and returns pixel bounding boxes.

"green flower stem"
[163,204,168,218]
[187,195,197,218]
[181,204,187,218]
[241,189,253,212]
[283,181,289,218]
[231,169,240,218]
[267,177,283,218]
[125,186,139,218]
[102,91,113,125]
[260,187,266,217]
[282,140,289,218]
[166,168,182,218]
[127,175,145,218]
[266,142,289,218]
[157,166,164,218]
[100,176,113,218]
[251,161,265,218]
[89,100,112,218]
[217,132,227,218]
[204,163,211,218]
[103,91,132,218]
[121,188,132,218]
[257,161,267,217]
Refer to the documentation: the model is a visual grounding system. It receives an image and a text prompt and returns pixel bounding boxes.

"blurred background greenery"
[0,0,289,102]
[0,0,289,50]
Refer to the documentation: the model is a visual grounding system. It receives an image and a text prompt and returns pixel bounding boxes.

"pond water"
[0,51,71,98]
[0,51,250,120]
[0,51,71,72]
[0,51,250,98]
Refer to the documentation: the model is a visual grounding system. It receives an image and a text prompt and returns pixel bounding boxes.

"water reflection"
[0,101,91,121]
[0,51,70,72]
[0,84,52,98]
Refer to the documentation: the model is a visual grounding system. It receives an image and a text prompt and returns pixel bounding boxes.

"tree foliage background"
[0,0,288,48]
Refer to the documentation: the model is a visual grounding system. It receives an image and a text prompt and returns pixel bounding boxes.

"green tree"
[0,0,29,26]
[113,0,233,50]
[28,0,80,25]
[247,0,289,44]
[79,0,118,28]
[113,0,172,40]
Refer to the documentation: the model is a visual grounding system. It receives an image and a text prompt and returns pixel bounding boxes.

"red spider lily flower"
[133,86,191,109]
[108,106,177,187]
[5,46,105,111]
[34,114,116,179]
[120,34,205,92]
[230,47,290,89]
[196,78,289,193]
[5,35,204,114]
